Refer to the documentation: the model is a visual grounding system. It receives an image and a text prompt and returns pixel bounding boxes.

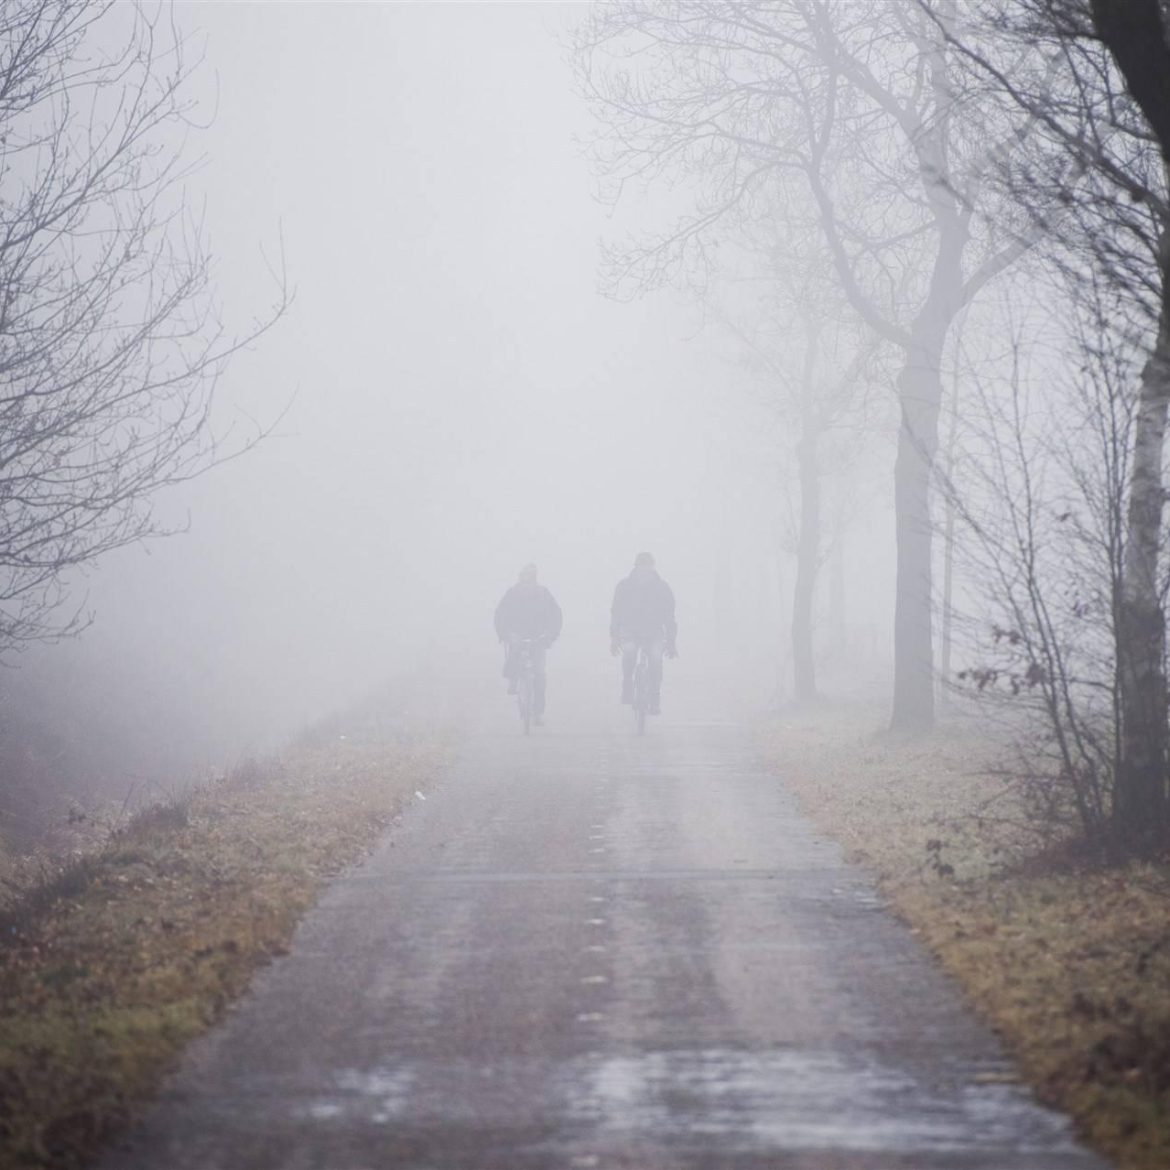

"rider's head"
[519,563,538,585]
[634,551,655,574]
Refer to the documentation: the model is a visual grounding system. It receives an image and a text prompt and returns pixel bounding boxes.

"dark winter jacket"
[610,570,677,645]
[494,583,562,644]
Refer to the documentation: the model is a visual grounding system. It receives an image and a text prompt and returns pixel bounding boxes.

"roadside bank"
[760,704,1170,1170]
[0,722,452,1170]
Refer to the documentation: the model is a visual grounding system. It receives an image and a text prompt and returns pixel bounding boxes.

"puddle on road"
[300,1066,416,1125]
[575,1049,1084,1156]
[296,1048,1085,1160]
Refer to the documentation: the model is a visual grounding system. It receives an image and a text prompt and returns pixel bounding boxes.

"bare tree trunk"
[829,530,846,658]
[1084,0,1170,860]
[940,494,956,711]
[771,543,789,706]
[792,429,821,704]
[890,330,946,733]
[1115,229,1170,855]
[892,406,935,730]
[791,323,825,706]
[939,332,963,712]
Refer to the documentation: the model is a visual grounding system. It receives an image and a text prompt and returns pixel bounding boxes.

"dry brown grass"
[760,701,1170,1170]
[0,732,451,1170]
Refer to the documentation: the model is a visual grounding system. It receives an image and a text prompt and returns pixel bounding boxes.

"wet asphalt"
[98,723,1111,1170]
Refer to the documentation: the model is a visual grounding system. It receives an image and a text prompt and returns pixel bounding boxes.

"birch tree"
[942,0,1170,855]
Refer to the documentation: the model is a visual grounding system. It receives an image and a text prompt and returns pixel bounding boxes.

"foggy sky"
[16,3,896,777]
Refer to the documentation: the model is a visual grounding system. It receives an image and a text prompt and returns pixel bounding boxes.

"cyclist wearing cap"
[494,564,562,724]
[610,552,677,714]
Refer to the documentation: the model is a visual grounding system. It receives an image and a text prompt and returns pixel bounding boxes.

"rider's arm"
[609,582,624,648]
[546,590,563,646]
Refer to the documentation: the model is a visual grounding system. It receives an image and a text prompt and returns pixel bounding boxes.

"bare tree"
[944,289,1125,850]
[720,260,882,704]
[574,0,1030,732]
[941,0,1170,855]
[1089,0,1170,856]
[0,1,287,653]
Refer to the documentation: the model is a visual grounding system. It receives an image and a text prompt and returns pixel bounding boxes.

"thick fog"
[6,3,898,799]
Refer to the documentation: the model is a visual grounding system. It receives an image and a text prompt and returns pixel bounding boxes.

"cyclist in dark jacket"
[610,551,677,713]
[495,563,562,723]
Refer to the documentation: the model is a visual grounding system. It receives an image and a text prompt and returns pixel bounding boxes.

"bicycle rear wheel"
[517,675,532,735]
[633,657,647,736]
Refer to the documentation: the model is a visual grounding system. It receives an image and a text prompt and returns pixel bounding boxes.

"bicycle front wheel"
[517,677,532,735]
[633,659,648,736]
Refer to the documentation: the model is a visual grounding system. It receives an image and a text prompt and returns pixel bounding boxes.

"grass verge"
[760,702,1170,1170]
[0,731,451,1170]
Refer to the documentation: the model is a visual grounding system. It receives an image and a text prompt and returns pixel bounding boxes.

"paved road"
[101,725,1109,1169]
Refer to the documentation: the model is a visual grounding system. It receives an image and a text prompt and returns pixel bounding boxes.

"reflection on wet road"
[100,726,1110,1169]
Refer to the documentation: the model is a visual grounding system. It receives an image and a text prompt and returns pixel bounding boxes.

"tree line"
[573,0,1170,861]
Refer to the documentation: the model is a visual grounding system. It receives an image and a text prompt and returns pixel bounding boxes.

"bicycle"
[631,642,654,736]
[511,638,539,735]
